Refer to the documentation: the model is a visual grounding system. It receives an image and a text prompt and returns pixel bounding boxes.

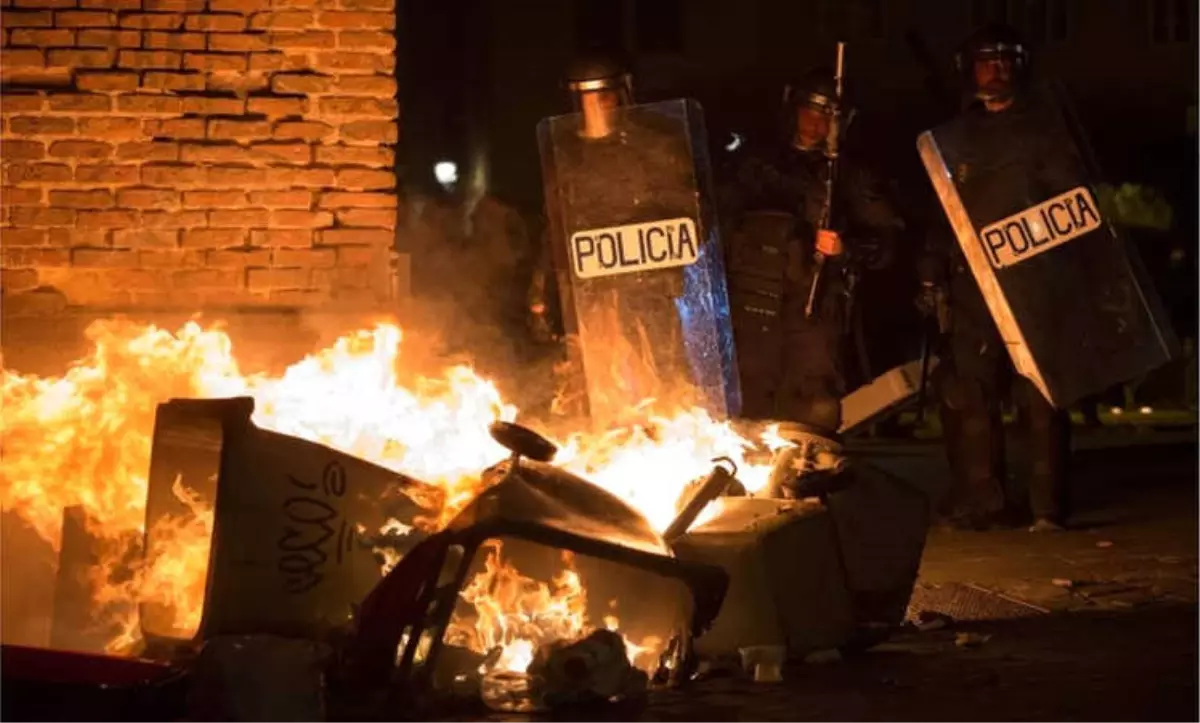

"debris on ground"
[914,611,954,632]
[954,632,992,648]
[803,649,843,665]
[738,645,786,682]
[1096,540,1115,548]
[1052,578,1075,589]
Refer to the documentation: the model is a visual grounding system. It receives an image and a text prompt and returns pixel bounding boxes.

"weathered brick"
[4,247,69,266]
[14,0,74,9]
[180,143,249,164]
[46,48,115,68]
[81,0,140,8]
[98,268,175,290]
[9,116,73,135]
[77,29,141,47]
[172,267,241,288]
[335,245,385,266]
[49,189,113,209]
[118,49,181,69]
[142,209,205,227]
[145,0,204,11]
[0,49,46,70]
[9,28,73,45]
[180,96,243,115]
[208,208,268,227]
[317,191,392,209]
[207,32,268,52]
[0,186,42,204]
[269,209,332,228]
[0,93,44,112]
[140,163,202,185]
[78,116,143,140]
[205,118,271,141]
[339,0,393,9]
[48,140,113,159]
[247,266,308,290]
[0,162,66,185]
[246,96,307,117]
[314,144,392,166]
[335,168,394,190]
[208,0,268,12]
[0,12,53,28]
[71,248,139,267]
[268,29,332,49]
[251,141,310,164]
[142,118,202,140]
[320,227,391,245]
[48,227,111,246]
[181,227,248,246]
[0,140,46,160]
[272,246,335,267]
[207,248,271,267]
[273,120,332,141]
[336,30,394,50]
[9,206,74,225]
[145,30,206,50]
[76,70,139,91]
[55,11,116,27]
[205,165,266,186]
[318,97,395,117]
[340,120,397,143]
[329,74,396,97]
[116,95,184,114]
[184,13,246,32]
[1,268,41,294]
[316,10,393,28]
[335,207,396,228]
[75,163,139,184]
[249,10,312,29]
[182,189,245,208]
[116,141,180,161]
[286,167,336,187]
[116,187,179,209]
[141,70,205,91]
[74,209,137,228]
[183,52,246,72]
[138,249,205,267]
[251,228,310,246]
[246,52,303,72]
[314,50,392,73]
[270,72,330,94]
[46,93,111,111]
[115,229,182,247]
[119,12,183,29]
[205,71,269,94]
[248,190,310,208]
[0,228,49,246]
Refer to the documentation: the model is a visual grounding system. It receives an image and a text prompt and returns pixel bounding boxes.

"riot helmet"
[955,23,1030,108]
[565,54,633,139]
[782,68,841,154]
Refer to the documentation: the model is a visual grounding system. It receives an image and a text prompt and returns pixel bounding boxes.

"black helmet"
[781,68,844,152]
[564,53,633,104]
[955,23,1030,102]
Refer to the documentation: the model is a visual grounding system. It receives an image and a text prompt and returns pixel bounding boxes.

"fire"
[0,318,782,660]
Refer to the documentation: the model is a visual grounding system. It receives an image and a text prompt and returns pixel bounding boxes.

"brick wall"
[0,0,400,316]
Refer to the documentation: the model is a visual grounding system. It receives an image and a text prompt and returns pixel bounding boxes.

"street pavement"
[515,425,1199,722]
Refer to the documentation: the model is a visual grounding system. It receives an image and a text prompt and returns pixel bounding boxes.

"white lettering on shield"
[978,186,1102,270]
[570,217,699,279]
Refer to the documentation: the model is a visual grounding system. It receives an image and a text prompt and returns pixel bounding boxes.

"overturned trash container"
[343,422,727,715]
[672,424,930,661]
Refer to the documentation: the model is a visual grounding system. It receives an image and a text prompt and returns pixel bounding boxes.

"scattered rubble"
[954,632,992,649]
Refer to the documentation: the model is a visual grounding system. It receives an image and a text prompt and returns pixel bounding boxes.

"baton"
[804,41,846,321]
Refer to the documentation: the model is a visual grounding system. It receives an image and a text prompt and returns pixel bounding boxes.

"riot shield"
[538,99,741,426]
[917,83,1179,407]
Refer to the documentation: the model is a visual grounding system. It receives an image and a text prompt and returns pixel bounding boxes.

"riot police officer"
[530,54,704,425]
[720,69,903,434]
[919,24,1072,532]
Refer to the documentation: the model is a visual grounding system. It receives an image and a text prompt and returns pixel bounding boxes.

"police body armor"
[917,83,1179,407]
[538,99,741,427]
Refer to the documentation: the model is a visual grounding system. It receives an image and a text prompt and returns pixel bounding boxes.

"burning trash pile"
[0,318,930,718]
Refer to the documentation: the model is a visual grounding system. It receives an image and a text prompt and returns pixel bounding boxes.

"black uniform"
[720,144,901,432]
[920,95,1072,528]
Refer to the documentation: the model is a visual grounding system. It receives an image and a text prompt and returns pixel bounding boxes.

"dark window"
[634,0,684,54]
[1174,0,1192,41]
[575,0,625,55]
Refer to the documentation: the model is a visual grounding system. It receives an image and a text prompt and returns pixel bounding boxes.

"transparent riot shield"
[917,83,1179,407]
[538,99,741,426]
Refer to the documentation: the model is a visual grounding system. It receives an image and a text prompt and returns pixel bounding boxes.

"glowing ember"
[0,319,782,660]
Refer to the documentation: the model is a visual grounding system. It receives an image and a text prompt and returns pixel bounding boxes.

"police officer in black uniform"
[919,24,1072,532]
[720,69,903,434]
[531,54,700,424]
